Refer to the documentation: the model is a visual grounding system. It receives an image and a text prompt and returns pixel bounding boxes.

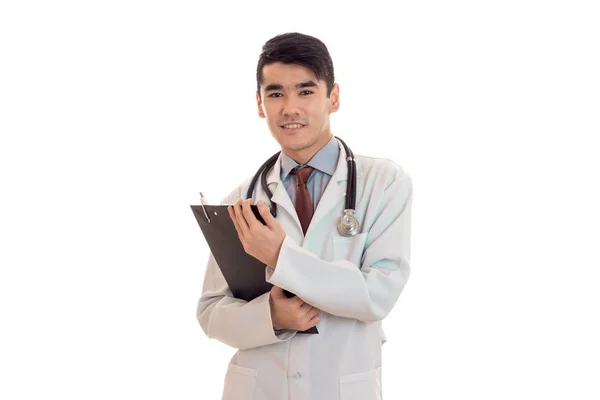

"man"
[196,32,413,400]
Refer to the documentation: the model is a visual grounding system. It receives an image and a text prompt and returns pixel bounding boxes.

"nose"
[282,96,300,117]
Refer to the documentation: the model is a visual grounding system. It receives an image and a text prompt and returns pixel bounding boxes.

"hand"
[228,198,286,269]
[269,286,321,331]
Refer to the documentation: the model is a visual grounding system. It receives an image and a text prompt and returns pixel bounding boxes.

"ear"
[329,83,340,113]
[256,91,266,118]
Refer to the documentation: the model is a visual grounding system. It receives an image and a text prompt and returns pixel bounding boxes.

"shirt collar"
[280,135,340,181]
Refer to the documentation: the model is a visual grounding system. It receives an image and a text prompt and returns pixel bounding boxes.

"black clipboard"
[191,195,318,334]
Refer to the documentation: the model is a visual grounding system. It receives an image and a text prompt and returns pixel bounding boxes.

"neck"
[284,133,333,165]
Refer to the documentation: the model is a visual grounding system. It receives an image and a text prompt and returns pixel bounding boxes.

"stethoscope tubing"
[246,136,357,229]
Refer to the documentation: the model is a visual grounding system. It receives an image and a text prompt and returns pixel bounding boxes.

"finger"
[306,307,320,320]
[228,206,244,242]
[233,198,250,236]
[241,199,262,230]
[300,305,320,319]
[293,296,305,306]
[308,313,321,326]
[257,200,277,229]
[270,285,284,299]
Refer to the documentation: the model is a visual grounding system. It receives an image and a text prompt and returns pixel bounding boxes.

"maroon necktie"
[290,166,314,234]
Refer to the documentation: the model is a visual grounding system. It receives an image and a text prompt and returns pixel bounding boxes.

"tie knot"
[291,166,314,185]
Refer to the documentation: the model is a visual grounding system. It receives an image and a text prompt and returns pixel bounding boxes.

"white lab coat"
[197,139,413,400]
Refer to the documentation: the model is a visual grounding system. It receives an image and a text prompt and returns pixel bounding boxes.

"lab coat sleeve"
[196,252,297,350]
[196,193,297,350]
[265,174,413,323]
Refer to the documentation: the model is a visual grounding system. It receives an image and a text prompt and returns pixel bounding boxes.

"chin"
[281,135,313,151]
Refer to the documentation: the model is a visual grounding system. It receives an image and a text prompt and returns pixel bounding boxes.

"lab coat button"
[293,372,302,380]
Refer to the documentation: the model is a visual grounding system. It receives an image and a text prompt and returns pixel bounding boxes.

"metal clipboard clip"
[199,192,211,223]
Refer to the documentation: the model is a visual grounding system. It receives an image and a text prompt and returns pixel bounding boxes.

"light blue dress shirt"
[279,135,340,211]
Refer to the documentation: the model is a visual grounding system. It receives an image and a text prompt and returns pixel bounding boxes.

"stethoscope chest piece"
[338,209,359,237]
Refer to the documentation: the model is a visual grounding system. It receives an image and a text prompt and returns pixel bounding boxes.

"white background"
[1,0,599,399]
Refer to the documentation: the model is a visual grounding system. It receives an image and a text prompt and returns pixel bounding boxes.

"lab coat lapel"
[305,140,348,237]
[265,155,303,232]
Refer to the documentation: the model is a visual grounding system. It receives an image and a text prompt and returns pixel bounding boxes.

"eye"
[268,93,283,98]
[300,90,313,96]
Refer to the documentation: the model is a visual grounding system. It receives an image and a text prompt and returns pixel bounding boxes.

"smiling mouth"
[281,123,305,129]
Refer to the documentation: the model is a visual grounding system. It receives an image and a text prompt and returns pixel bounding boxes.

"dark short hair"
[256,32,335,98]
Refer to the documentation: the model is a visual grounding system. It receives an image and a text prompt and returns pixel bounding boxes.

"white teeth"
[283,124,303,129]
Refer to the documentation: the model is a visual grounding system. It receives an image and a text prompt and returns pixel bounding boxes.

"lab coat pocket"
[221,363,258,400]
[332,232,369,267]
[339,366,382,400]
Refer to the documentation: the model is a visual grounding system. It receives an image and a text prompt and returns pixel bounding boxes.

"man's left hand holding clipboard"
[191,194,320,334]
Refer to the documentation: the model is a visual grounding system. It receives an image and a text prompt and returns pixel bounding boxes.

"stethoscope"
[246,136,359,237]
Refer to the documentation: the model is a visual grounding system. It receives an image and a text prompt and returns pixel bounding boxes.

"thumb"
[258,200,277,229]
[270,285,284,299]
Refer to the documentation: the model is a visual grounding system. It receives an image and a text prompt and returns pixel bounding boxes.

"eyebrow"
[264,81,318,92]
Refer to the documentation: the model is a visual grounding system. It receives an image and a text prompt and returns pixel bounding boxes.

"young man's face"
[256,62,339,163]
